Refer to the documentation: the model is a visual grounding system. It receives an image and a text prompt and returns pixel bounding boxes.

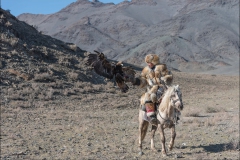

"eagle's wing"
[122,66,136,83]
[85,51,114,79]
[115,73,129,93]
[86,51,135,93]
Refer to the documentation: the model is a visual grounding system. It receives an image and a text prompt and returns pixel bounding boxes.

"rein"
[172,98,180,105]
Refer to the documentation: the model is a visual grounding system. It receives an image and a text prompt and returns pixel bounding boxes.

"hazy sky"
[1,0,125,17]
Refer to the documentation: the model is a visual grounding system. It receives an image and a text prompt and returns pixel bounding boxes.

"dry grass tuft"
[106,88,116,93]
[68,72,79,81]
[68,44,78,52]
[184,110,200,117]
[5,21,12,27]
[204,118,216,127]
[7,68,21,76]
[205,107,219,113]
[34,73,53,82]
[0,33,18,46]
[7,69,31,80]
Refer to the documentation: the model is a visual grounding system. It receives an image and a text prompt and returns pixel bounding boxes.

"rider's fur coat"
[139,54,173,104]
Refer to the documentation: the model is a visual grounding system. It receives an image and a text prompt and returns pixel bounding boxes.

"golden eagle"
[86,50,136,93]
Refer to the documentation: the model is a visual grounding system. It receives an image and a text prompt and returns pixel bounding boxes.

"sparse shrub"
[20,73,31,81]
[74,81,84,88]
[204,118,215,127]
[62,88,76,96]
[84,51,90,56]
[23,43,27,47]
[7,69,31,80]
[31,83,40,91]
[34,73,52,82]
[46,87,54,100]
[184,119,193,124]
[1,33,18,47]
[106,88,116,93]
[42,46,47,51]
[68,72,79,81]
[58,57,71,66]
[21,87,34,95]
[5,21,12,27]
[11,49,18,54]
[7,69,20,76]
[117,93,128,97]
[68,44,78,52]
[105,81,115,88]
[206,107,219,113]
[10,38,18,47]
[0,14,5,19]
[193,119,205,127]
[83,83,94,92]
[92,84,104,91]
[185,111,200,117]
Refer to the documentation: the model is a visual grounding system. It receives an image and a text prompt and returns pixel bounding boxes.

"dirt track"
[1,72,239,160]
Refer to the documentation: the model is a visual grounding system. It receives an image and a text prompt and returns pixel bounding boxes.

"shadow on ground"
[189,142,239,153]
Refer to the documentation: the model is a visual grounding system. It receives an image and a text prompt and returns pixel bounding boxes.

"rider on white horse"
[130,54,180,125]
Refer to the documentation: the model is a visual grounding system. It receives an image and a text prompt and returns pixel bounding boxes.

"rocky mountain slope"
[0,8,108,87]
[17,0,239,75]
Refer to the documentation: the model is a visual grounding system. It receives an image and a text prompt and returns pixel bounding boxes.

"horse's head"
[171,85,183,111]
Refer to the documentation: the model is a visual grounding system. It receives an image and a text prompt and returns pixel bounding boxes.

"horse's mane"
[159,86,175,114]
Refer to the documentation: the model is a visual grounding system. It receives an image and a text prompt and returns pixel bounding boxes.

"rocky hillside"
[0,8,109,87]
[17,0,239,74]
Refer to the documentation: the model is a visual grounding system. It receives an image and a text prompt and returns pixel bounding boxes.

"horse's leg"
[168,124,176,151]
[139,111,149,155]
[159,125,167,157]
[150,125,158,151]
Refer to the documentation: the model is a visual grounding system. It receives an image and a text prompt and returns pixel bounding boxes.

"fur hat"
[145,54,160,65]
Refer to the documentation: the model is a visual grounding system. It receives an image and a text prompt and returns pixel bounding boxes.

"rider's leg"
[145,102,158,126]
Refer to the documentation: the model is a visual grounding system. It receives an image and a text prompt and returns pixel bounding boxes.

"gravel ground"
[1,72,239,160]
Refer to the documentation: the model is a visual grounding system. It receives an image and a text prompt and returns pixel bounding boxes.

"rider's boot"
[144,102,158,126]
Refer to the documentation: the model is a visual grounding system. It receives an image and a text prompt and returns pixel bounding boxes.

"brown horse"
[138,85,183,157]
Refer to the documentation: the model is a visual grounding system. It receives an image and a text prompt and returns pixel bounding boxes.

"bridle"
[171,92,181,107]
[172,98,180,105]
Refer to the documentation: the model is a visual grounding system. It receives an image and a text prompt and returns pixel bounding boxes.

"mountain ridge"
[17,0,239,75]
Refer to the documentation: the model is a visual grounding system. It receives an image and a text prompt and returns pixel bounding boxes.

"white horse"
[138,85,183,157]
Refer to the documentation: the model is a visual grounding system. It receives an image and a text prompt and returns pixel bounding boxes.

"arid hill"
[17,0,239,75]
[0,8,107,86]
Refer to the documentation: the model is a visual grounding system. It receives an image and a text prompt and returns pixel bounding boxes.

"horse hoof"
[139,151,143,156]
